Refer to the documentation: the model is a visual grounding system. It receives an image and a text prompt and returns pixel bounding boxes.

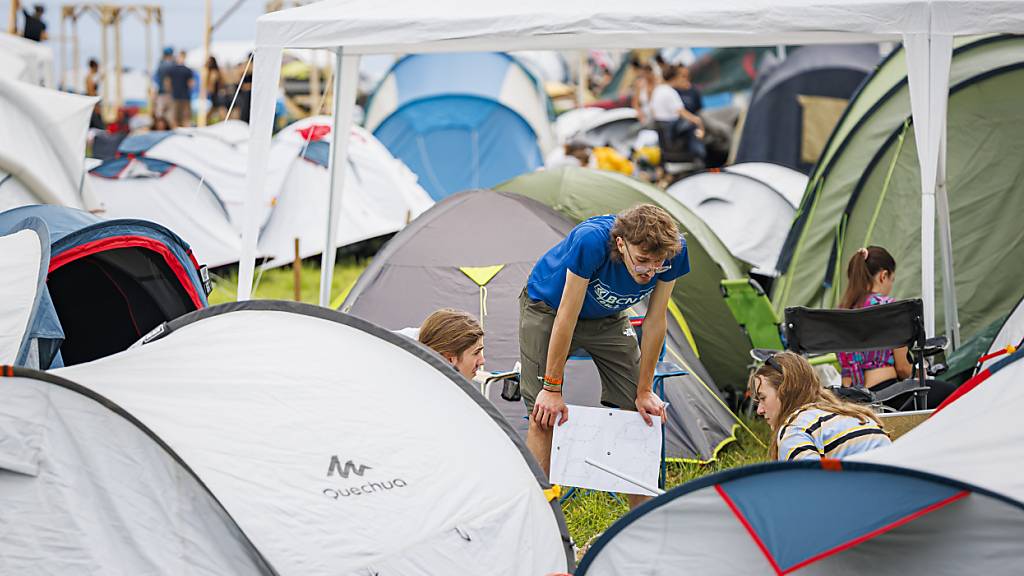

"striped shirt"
[777,407,891,461]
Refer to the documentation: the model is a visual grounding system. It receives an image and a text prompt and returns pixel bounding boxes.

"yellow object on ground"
[593,146,633,175]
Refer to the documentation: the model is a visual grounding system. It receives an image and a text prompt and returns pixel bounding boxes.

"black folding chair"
[780,299,946,412]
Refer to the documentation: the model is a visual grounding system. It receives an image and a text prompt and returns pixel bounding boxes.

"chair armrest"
[870,379,930,404]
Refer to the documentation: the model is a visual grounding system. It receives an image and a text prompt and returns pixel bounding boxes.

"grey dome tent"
[576,349,1024,575]
[735,44,882,174]
[0,301,573,574]
[774,35,1024,347]
[341,189,741,463]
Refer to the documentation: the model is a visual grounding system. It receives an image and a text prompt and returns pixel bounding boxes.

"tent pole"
[319,48,360,307]
[936,127,960,348]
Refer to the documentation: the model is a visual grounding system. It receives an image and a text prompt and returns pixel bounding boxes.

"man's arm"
[532,271,588,428]
[635,279,674,425]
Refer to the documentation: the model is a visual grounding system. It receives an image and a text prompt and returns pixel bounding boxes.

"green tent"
[774,35,1024,345]
[496,167,751,390]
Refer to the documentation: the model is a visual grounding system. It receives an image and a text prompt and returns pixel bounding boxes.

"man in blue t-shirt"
[519,203,689,507]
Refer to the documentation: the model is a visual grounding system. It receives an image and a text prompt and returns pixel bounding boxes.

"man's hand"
[635,391,665,426]
[532,389,569,428]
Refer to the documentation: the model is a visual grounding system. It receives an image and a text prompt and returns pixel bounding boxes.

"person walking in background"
[167,50,195,128]
[154,47,175,126]
[85,58,101,97]
[205,56,226,122]
[22,4,47,42]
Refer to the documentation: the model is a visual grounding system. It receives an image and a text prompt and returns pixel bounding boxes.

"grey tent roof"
[342,189,739,463]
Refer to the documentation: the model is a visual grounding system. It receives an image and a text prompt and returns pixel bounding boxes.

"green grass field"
[211,261,769,553]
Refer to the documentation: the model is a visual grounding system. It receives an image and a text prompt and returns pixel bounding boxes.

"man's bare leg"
[526,419,554,476]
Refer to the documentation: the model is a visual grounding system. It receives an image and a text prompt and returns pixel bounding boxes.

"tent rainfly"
[88,156,243,268]
[0,205,208,368]
[342,189,741,461]
[0,77,98,211]
[236,0,1024,339]
[0,216,61,369]
[576,348,1024,575]
[773,34,1024,347]
[364,52,554,201]
[0,301,573,574]
[257,116,433,268]
[666,162,807,274]
[734,44,882,174]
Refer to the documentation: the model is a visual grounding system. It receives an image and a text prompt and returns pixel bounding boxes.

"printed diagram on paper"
[549,404,661,496]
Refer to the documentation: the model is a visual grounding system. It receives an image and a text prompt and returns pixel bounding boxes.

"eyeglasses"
[623,243,671,274]
[763,353,783,375]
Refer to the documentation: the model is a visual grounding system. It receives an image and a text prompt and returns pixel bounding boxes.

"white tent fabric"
[0,78,97,210]
[186,40,254,70]
[512,50,570,83]
[46,303,570,574]
[258,117,433,268]
[239,0,1024,314]
[88,159,243,267]
[0,49,29,82]
[0,33,53,87]
[143,124,270,230]
[666,163,806,273]
[0,228,44,364]
[723,162,806,208]
[982,297,1024,370]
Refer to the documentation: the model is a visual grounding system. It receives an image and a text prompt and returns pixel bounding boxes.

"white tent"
[980,295,1024,370]
[0,219,49,366]
[666,163,807,273]
[0,32,54,87]
[575,349,1024,574]
[0,302,572,574]
[0,77,97,211]
[87,156,243,267]
[258,116,433,268]
[237,0,1024,333]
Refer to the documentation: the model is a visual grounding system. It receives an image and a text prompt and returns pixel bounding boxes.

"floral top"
[838,293,895,388]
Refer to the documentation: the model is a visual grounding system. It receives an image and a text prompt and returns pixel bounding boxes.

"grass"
[563,417,771,554]
[208,258,369,306]
[209,260,771,555]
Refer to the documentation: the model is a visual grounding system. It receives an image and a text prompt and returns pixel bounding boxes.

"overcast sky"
[3,0,265,71]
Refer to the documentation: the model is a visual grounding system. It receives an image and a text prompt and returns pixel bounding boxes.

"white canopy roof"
[239,0,1024,321]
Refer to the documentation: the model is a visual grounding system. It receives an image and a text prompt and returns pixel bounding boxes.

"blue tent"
[364,52,553,200]
[0,205,209,367]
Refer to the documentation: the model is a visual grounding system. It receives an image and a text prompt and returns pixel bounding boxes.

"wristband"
[542,384,563,394]
[542,374,563,386]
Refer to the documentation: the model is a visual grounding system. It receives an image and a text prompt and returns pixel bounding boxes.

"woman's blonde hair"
[418,309,483,360]
[748,351,888,459]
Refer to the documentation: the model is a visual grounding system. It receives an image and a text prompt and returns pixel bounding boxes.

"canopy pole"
[319,48,360,307]
[936,127,960,348]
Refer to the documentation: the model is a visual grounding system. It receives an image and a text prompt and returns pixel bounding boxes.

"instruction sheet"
[549,404,662,496]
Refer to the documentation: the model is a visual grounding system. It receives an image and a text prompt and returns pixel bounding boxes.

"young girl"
[750,351,891,461]
[418,308,485,380]
[838,246,955,408]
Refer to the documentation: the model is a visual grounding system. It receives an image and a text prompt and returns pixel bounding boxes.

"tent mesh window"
[48,247,194,365]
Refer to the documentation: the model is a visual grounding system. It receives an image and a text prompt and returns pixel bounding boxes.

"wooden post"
[144,9,153,112]
[198,0,211,126]
[7,0,18,35]
[293,238,302,302]
[113,8,123,113]
[60,11,68,88]
[100,10,110,119]
[72,14,80,90]
[309,50,321,114]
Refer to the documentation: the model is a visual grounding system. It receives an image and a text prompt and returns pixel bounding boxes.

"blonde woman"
[418,309,485,380]
[750,351,891,461]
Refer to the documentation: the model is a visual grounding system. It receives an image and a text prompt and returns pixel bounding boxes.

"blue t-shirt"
[527,215,690,319]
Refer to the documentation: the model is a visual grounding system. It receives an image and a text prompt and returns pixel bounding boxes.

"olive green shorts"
[518,288,640,413]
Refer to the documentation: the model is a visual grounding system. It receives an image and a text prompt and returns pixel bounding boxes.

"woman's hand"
[532,389,569,428]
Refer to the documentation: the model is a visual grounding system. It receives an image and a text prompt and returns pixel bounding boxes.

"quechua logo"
[327,455,372,478]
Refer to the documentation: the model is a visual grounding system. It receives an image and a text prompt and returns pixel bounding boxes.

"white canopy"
[34,302,570,574]
[0,78,97,210]
[239,0,1024,329]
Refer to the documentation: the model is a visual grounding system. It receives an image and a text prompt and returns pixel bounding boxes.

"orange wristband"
[542,374,563,386]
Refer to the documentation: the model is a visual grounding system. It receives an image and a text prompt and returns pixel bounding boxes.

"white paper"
[549,404,662,496]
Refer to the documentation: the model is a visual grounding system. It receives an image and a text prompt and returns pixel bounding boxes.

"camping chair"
[654,120,703,182]
[721,278,839,371]
[779,298,947,412]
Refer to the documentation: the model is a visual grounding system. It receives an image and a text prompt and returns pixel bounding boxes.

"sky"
[3,0,266,72]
